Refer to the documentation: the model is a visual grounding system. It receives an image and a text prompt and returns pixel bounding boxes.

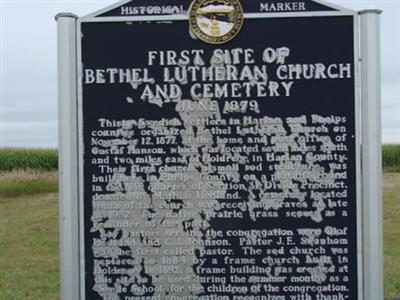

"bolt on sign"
[56,0,383,299]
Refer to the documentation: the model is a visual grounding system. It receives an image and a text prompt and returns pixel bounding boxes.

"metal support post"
[359,9,383,300]
[55,12,80,300]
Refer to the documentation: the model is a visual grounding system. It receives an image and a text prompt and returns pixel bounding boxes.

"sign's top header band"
[81,0,354,20]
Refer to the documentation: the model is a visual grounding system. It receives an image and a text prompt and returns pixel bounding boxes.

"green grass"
[0,179,58,198]
[0,192,60,300]
[383,173,400,299]
[0,171,399,299]
[383,144,400,172]
[0,171,58,198]
[0,148,58,172]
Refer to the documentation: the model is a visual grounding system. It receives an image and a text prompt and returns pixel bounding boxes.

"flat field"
[0,171,399,299]
[0,171,59,299]
[383,173,400,298]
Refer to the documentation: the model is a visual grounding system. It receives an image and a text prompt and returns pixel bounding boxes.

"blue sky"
[0,0,399,148]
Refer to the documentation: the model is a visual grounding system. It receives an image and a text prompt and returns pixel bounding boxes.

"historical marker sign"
[77,0,361,299]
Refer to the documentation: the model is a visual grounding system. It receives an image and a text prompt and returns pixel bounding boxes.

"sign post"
[359,9,383,300]
[56,1,383,299]
[55,12,80,300]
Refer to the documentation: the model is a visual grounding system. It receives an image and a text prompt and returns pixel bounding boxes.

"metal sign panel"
[76,1,361,299]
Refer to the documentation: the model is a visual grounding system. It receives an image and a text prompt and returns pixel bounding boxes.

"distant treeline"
[0,145,399,172]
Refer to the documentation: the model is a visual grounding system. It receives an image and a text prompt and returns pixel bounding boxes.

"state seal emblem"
[189,0,244,44]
